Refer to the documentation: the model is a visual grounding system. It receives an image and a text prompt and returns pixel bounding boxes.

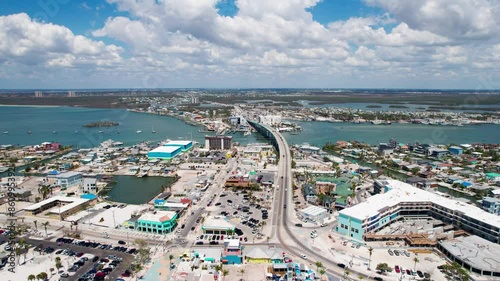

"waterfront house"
[82,178,97,193]
[55,171,82,188]
[136,211,178,234]
[449,146,464,155]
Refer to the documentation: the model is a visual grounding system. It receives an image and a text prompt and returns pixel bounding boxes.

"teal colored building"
[136,211,178,234]
[147,146,182,160]
[163,140,193,152]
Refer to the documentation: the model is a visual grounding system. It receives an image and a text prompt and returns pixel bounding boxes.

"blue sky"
[0,0,498,89]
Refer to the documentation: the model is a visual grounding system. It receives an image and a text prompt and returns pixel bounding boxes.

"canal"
[106,175,176,204]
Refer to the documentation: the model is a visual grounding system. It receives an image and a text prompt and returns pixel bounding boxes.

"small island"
[388,105,409,109]
[83,121,119,128]
[366,105,382,108]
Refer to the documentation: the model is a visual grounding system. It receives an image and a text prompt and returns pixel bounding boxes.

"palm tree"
[344,270,350,280]
[413,257,419,271]
[319,268,326,280]
[358,275,364,281]
[222,269,229,281]
[315,261,323,272]
[41,221,50,237]
[367,247,373,269]
[28,274,36,281]
[33,220,38,231]
[238,269,245,278]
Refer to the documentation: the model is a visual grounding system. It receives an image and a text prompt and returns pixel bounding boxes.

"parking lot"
[211,188,272,241]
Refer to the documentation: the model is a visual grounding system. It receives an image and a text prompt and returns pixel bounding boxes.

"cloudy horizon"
[0,0,499,90]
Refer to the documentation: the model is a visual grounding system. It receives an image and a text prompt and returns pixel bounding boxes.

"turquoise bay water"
[0,106,498,149]
[106,175,176,204]
[0,106,265,147]
[284,121,500,146]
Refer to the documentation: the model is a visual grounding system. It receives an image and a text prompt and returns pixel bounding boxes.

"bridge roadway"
[254,122,376,281]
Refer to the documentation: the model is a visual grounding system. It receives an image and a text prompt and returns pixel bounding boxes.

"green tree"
[413,257,419,271]
[376,263,393,273]
[315,261,323,272]
[319,268,326,280]
[28,274,36,281]
[222,269,229,281]
[367,247,373,269]
[41,221,50,237]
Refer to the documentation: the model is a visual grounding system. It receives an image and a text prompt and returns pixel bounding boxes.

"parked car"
[337,263,346,268]
[295,223,303,227]
[117,240,126,245]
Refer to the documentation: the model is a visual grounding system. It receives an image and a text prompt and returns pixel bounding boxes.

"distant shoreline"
[0,104,62,108]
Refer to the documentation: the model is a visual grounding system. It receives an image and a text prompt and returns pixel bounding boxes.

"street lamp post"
[112,211,116,228]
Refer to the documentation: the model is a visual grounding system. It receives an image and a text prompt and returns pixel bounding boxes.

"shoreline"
[0,104,63,108]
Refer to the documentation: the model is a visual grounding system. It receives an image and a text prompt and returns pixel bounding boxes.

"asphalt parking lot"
[212,189,271,241]
[1,235,136,281]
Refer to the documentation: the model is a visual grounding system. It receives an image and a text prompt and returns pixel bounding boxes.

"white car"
[301,254,307,259]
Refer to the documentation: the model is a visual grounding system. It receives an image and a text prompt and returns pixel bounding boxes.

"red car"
[395,265,400,273]
[76,252,84,257]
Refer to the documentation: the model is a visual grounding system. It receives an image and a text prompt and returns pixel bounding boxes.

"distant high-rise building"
[191,96,199,103]
[34,91,43,97]
[68,91,76,97]
[205,135,232,150]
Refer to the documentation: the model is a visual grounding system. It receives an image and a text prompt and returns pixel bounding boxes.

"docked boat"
[0,166,8,173]
[244,131,251,136]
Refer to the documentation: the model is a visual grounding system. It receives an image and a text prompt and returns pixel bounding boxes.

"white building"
[299,206,328,223]
[82,178,97,193]
[259,115,282,126]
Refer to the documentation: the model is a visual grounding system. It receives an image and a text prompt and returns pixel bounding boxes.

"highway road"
[261,123,375,281]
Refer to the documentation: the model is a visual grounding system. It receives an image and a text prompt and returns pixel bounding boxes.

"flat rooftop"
[203,216,235,230]
[149,146,181,153]
[439,236,500,273]
[24,196,89,214]
[164,140,192,146]
[138,211,177,223]
[339,180,500,228]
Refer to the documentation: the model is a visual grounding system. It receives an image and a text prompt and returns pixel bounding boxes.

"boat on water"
[244,131,251,136]
[136,130,142,134]
[3,131,8,134]
[137,172,148,178]
[152,125,156,134]
[290,131,299,135]
[74,129,79,134]
[0,166,8,173]
[98,130,104,134]
[371,117,383,125]
[27,130,32,134]
[52,130,57,134]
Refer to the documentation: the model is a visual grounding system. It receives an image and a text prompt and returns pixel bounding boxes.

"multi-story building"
[55,171,82,188]
[136,211,178,234]
[81,178,97,193]
[481,197,500,215]
[337,180,500,244]
[205,135,232,150]
[222,239,243,264]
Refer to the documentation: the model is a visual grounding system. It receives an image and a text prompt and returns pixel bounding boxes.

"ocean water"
[284,121,500,146]
[0,106,497,149]
[0,106,265,147]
